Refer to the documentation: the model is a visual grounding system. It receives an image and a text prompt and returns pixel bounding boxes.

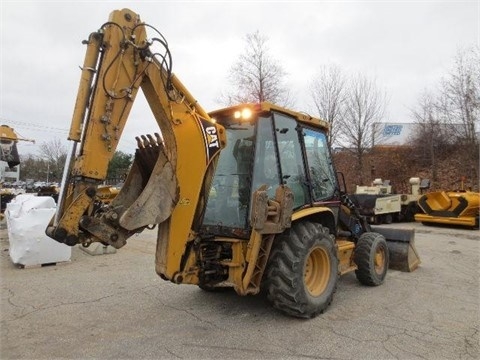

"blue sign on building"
[383,124,403,136]
[374,122,415,146]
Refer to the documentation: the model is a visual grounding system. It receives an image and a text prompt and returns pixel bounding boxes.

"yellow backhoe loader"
[46,8,419,318]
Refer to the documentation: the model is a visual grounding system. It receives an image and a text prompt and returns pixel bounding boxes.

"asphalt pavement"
[1,220,478,359]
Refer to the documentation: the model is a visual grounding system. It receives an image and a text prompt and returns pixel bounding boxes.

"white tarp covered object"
[6,194,71,266]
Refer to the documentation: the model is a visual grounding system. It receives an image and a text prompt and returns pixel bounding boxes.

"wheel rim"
[304,246,330,297]
[374,246,386,275]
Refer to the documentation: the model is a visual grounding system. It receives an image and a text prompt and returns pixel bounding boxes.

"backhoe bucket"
[371,226,420,272]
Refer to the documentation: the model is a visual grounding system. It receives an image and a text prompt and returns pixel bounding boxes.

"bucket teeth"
[135,132,162,149]
[134,133,164,174]
[146,134,156,146]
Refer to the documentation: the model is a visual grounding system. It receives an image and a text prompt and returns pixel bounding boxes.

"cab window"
[303,128,337,201]
[273,113,308,208]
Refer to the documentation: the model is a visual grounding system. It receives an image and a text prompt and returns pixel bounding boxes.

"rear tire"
[354,232,389,286]
[264,222,339,318]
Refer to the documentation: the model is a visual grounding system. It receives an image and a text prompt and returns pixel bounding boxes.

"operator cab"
[201,103,339,239]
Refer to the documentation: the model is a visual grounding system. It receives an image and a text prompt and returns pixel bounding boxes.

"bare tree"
[410,46,479,186]
[222,31,293,106]
[39,138,66,162]
[438,46,479,149]
[338,73,386,184]
[39,138,67,183]
[309,64,346,147]
[410,90,452,182]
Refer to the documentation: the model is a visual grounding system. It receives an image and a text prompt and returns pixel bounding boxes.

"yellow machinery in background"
[415,190,479,229]
[1,125,35,220]
[1,125,21,168]
[95,185,120,205]
[0,188,15,221]
[0,125,35,166]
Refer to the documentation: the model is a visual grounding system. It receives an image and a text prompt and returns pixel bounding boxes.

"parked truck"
[351,177,429,224]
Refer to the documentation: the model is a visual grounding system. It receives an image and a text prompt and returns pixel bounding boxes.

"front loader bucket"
[371,226,421,272]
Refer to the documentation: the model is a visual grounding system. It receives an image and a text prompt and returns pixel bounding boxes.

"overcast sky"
[1,1,478,156]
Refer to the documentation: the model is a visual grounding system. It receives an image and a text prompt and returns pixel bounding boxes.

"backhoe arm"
[46,9,226,279]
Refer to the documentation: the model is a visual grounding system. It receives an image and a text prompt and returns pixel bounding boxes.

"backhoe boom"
[46,8,226,280]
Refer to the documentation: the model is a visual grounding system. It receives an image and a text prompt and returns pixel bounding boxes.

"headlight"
[234,108,253,121]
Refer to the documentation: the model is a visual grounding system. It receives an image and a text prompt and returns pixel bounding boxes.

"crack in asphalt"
[1,284,159,321]
[164,346,183,359]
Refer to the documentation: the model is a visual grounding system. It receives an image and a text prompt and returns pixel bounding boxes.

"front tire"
[264,222,339,318]
[354,232,389,286]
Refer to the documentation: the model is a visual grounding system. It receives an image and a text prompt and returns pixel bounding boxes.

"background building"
[372,122,416,146]
[1,161,20,183]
